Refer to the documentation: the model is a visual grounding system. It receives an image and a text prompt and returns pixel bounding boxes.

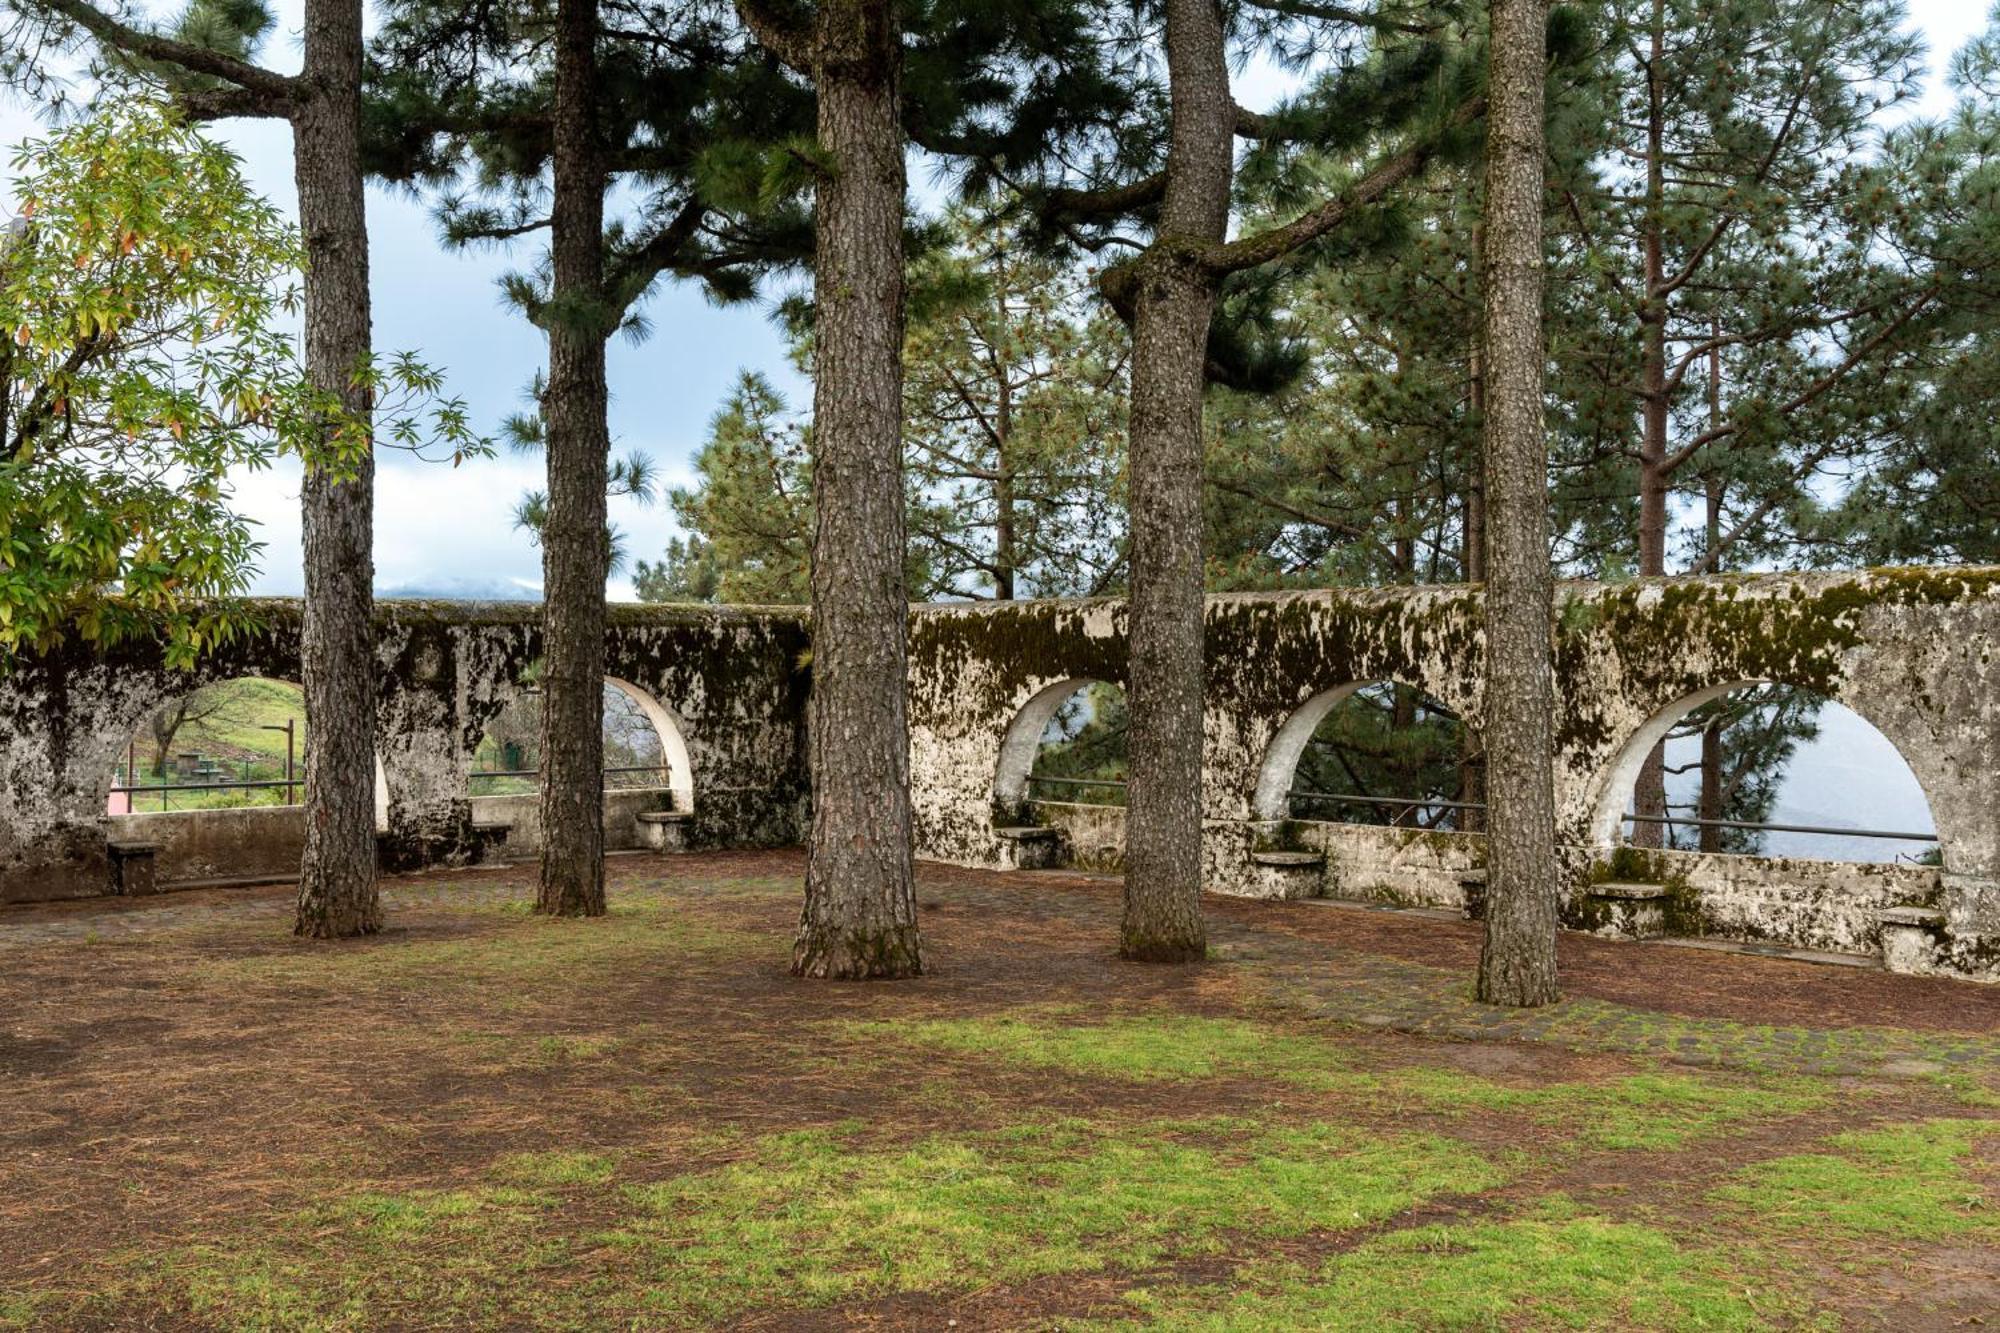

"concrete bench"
[1250,850,1325,868]
[1457,868,1488,921]
[1583,880,1673,939]
[635,809,691,853]
[994,825,1064,871]
[1877,905,1947,976]
[107,840,161,896]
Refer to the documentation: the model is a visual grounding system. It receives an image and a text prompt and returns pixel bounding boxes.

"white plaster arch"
[605,676,696,814]
[1250,683,1367,821]
[1250,680,1471,823]
[1583,678,1943,857]
[992,676,1111,811]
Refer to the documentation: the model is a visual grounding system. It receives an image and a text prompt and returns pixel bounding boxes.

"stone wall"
[0,599,810,903]
[906,569,2000,981]
[6,569,1997,979]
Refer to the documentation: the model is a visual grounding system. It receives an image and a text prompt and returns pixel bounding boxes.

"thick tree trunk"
[1118,0,1232,964]
[293,0,382,938]
[1475,0,1559,1007]
[793,0,924,979]
[536,0,611,917]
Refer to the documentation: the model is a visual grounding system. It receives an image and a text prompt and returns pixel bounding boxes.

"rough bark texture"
[1475,0,1560,1006]
[536,0,611,918]
[1117,0,1232,963]
[793,0,924,979]
[292,0,382,938]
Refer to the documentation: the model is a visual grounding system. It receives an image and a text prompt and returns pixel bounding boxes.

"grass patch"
[1714,1118,1997,1242]
[841,1012,1358,1082]
[855,1012,1824,1149]
[1109,1198,1801,1331]
[74,1117,1502,1329]
[1391,1068,1827,1151]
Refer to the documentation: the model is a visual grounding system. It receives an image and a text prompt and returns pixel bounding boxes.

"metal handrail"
[1623,812,1935,843]
[1290,789,1482,813]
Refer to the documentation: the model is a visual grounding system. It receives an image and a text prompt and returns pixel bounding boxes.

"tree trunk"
[536,0,611,917]
[1118,0,1231,965]
[1697,716,1724,852]
[1630,0,1671,849]
[1461,308,1487,833]
[293,0,382,938]
[993,296,1017,600]
[1475,0,1559,1007]
[793,0,924,979]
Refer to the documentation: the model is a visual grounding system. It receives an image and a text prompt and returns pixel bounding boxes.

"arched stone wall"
[0,600,810,900]
[7,569,1998,975]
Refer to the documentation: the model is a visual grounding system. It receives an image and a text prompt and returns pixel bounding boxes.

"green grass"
[841,1012,1361,1083]
[852,1012,1826,1150]
[1713,1118,1997,1242]
[1108,1198,1804,1331]
[74,1117,1503,1329]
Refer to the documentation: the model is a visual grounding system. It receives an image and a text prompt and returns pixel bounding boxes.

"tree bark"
[1630,0,1670,849]
[1461,301,1488,833]
[536,0,612,917]
[536,0,612,912]
[292,0,382,938]
[793,0,924,979]
[1475,0,1559,1007]
[1117,0,1232,964]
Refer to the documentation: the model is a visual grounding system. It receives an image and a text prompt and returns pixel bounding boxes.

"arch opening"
[110,677,310,813]
[1254,681,1478,829]
[1594,682,1939,866]
[992,677,1127,815]
[470,677,693,813]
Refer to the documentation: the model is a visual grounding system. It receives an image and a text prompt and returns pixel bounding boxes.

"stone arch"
[102,674,393,832]
[993,676,1117,812]
[1251,680,1472,824]
[1583,679,1943,859]
[604,676,695,813]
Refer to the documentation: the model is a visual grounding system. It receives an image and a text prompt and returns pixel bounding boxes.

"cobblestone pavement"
[5,853,1997,1085]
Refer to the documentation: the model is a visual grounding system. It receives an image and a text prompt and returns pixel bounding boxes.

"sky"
[0,1,1989,601]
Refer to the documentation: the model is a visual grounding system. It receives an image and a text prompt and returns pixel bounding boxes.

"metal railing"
[1623,812,1936,844]
[110,765,675,812]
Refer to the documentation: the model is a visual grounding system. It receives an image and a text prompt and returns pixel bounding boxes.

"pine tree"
[1027,0,1483,963]
[1476,0,1559,1008]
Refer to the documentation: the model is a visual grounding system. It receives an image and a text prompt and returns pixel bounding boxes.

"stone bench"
[1877,905,1947,976]
[1583,880,1673,939]
[635,809,691,854]
[1457,868,1488,921]
[107,839,161,896]
[994,825,1064,871]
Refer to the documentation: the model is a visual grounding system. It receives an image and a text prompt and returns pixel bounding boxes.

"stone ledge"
[1877,905,1946,929]
[636,810,692,825]
[1250,850,1325,869]
[1590,881,1673,902]
[994,826,1061,842]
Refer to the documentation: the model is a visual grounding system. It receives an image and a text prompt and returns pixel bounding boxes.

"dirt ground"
[0,851,1993,1330]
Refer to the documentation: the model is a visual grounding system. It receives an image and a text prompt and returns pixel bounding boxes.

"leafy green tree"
[0,103,473,669]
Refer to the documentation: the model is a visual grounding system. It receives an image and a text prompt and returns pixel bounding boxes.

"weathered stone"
[6,568,2000,982]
